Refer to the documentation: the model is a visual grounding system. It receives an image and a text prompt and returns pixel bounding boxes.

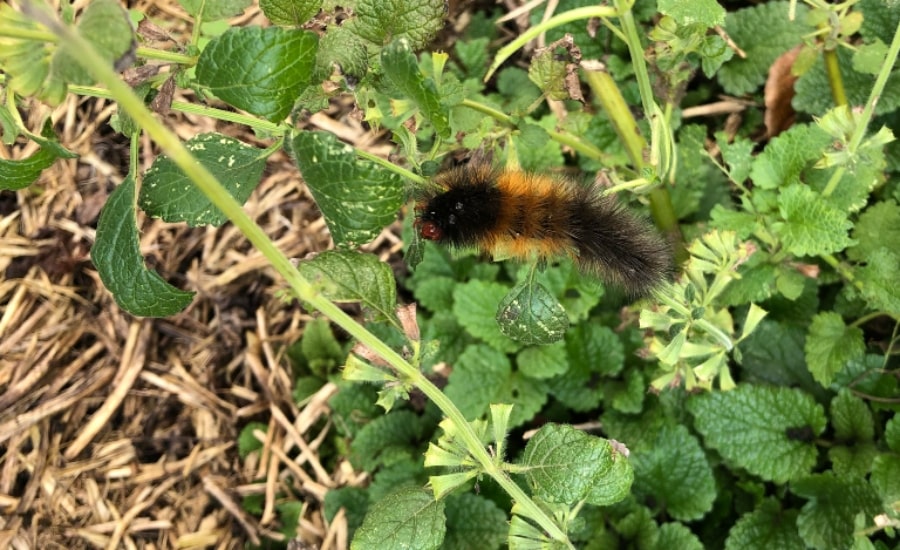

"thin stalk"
[460,99,605,160]
[484,6,617,81]
[823,47,848,107]
[823,21,900,197]
[33,3,569,544]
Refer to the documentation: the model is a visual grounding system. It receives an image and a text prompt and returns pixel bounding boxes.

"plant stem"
[356,149,425,184]
[36,3,570,544]
[460,99,606,160]
[68,84,284,133]
[582,69,645,167]
[848,18,900,153]
[484,5,617,81]
[823,47,847,107]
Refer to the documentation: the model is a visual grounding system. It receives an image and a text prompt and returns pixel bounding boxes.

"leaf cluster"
[3,0,900,549]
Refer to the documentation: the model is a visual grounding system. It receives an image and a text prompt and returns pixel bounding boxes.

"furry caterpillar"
[415,164,671,296]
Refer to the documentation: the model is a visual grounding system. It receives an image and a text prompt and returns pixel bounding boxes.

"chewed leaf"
[140,133,266,227]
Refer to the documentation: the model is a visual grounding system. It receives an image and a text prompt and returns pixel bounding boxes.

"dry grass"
[0,2,404,548]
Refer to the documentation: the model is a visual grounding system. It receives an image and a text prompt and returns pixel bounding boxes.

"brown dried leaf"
[764,46,801,138]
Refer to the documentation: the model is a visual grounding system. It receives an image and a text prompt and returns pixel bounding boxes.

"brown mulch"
[0,3,405,547]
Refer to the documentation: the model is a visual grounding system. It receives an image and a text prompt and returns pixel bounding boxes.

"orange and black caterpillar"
[415,164,672,296]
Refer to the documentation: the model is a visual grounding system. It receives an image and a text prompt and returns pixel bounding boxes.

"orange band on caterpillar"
[415,164,671,296]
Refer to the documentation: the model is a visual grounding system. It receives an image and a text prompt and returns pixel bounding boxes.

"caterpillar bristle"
[415,164,672,295]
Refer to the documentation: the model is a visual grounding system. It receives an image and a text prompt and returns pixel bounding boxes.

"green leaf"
[859,0,900,44]
[442,493,507,550]
[180,0,251,20]
[658,0,725,27]
[352,486,445,550]
[369,457,426,502]
[452,281,520,354]
[444,345,546,429]
[852,40,889,75]
[794,48,900,116]
[350,0,446,50]
[315,25,369,79]
[586,442,634,506]
[298,318,344,376]
[381,39,451,139]
[854,249,900,317]
[709,206,758,240]
[737,319,817,389]
[871,454,900,506]
[775,183,854,257]
[792,473,882,549]
[0,144,60,191]
[92,177,195,317]
[328,381,380,438]
[804,312,865,387]
[717,2,810,95]
[656,522,704,550]
[750,125,831,190]
[528,46,571,101]
[688,385,827,483]
[0,4,67,104]
[517,341,568,379]
[140,133,266,226]
[521,424,615,504]
[259,0,321,26]
[886,415,900,453]
[848,200,900,262]
[53,0,136,86]
[717,133,755,185]
[350,410,424,471]
[237,422,267,458]
[291,131,405,248]
[632,424,716,521]
[545,324,623,412]
[196,27,318,121]
[324,487,369,540]
[830,389,874,442]
[297,250,398,324]
[496,281,569,345]
[724,499,804,550]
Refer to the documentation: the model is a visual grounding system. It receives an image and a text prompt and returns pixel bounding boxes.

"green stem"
[356,149,425,184]
[823,47,848,107]
[68,84,283,133]
[582,69,645,167]
[821,253,865,293]
[484,6,617,81]
[0,24,195,65]
[34,3,569,544]
[823,11,900,199]
[848,19,900,153]
[136,46,196,65]
[460,99,606,161]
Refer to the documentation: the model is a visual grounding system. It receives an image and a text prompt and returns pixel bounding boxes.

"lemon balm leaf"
[352,487,445,550]
[140,133,266,227]
[522,424,617,504]
[297,250,399,324]
[92,177,195,317]
[196,27,318,122]
[688,385,826,483]
[496,281,569,346]
[290,131,405,249]
[350,0,445,50]
[804,312,865,387]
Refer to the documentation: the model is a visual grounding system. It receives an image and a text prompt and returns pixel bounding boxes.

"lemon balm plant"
[2,0,900,548]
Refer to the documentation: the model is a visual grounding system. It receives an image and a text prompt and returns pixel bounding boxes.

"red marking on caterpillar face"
[418,220,443,241]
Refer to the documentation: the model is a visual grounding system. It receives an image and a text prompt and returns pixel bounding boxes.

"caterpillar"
[415,164,672,296]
